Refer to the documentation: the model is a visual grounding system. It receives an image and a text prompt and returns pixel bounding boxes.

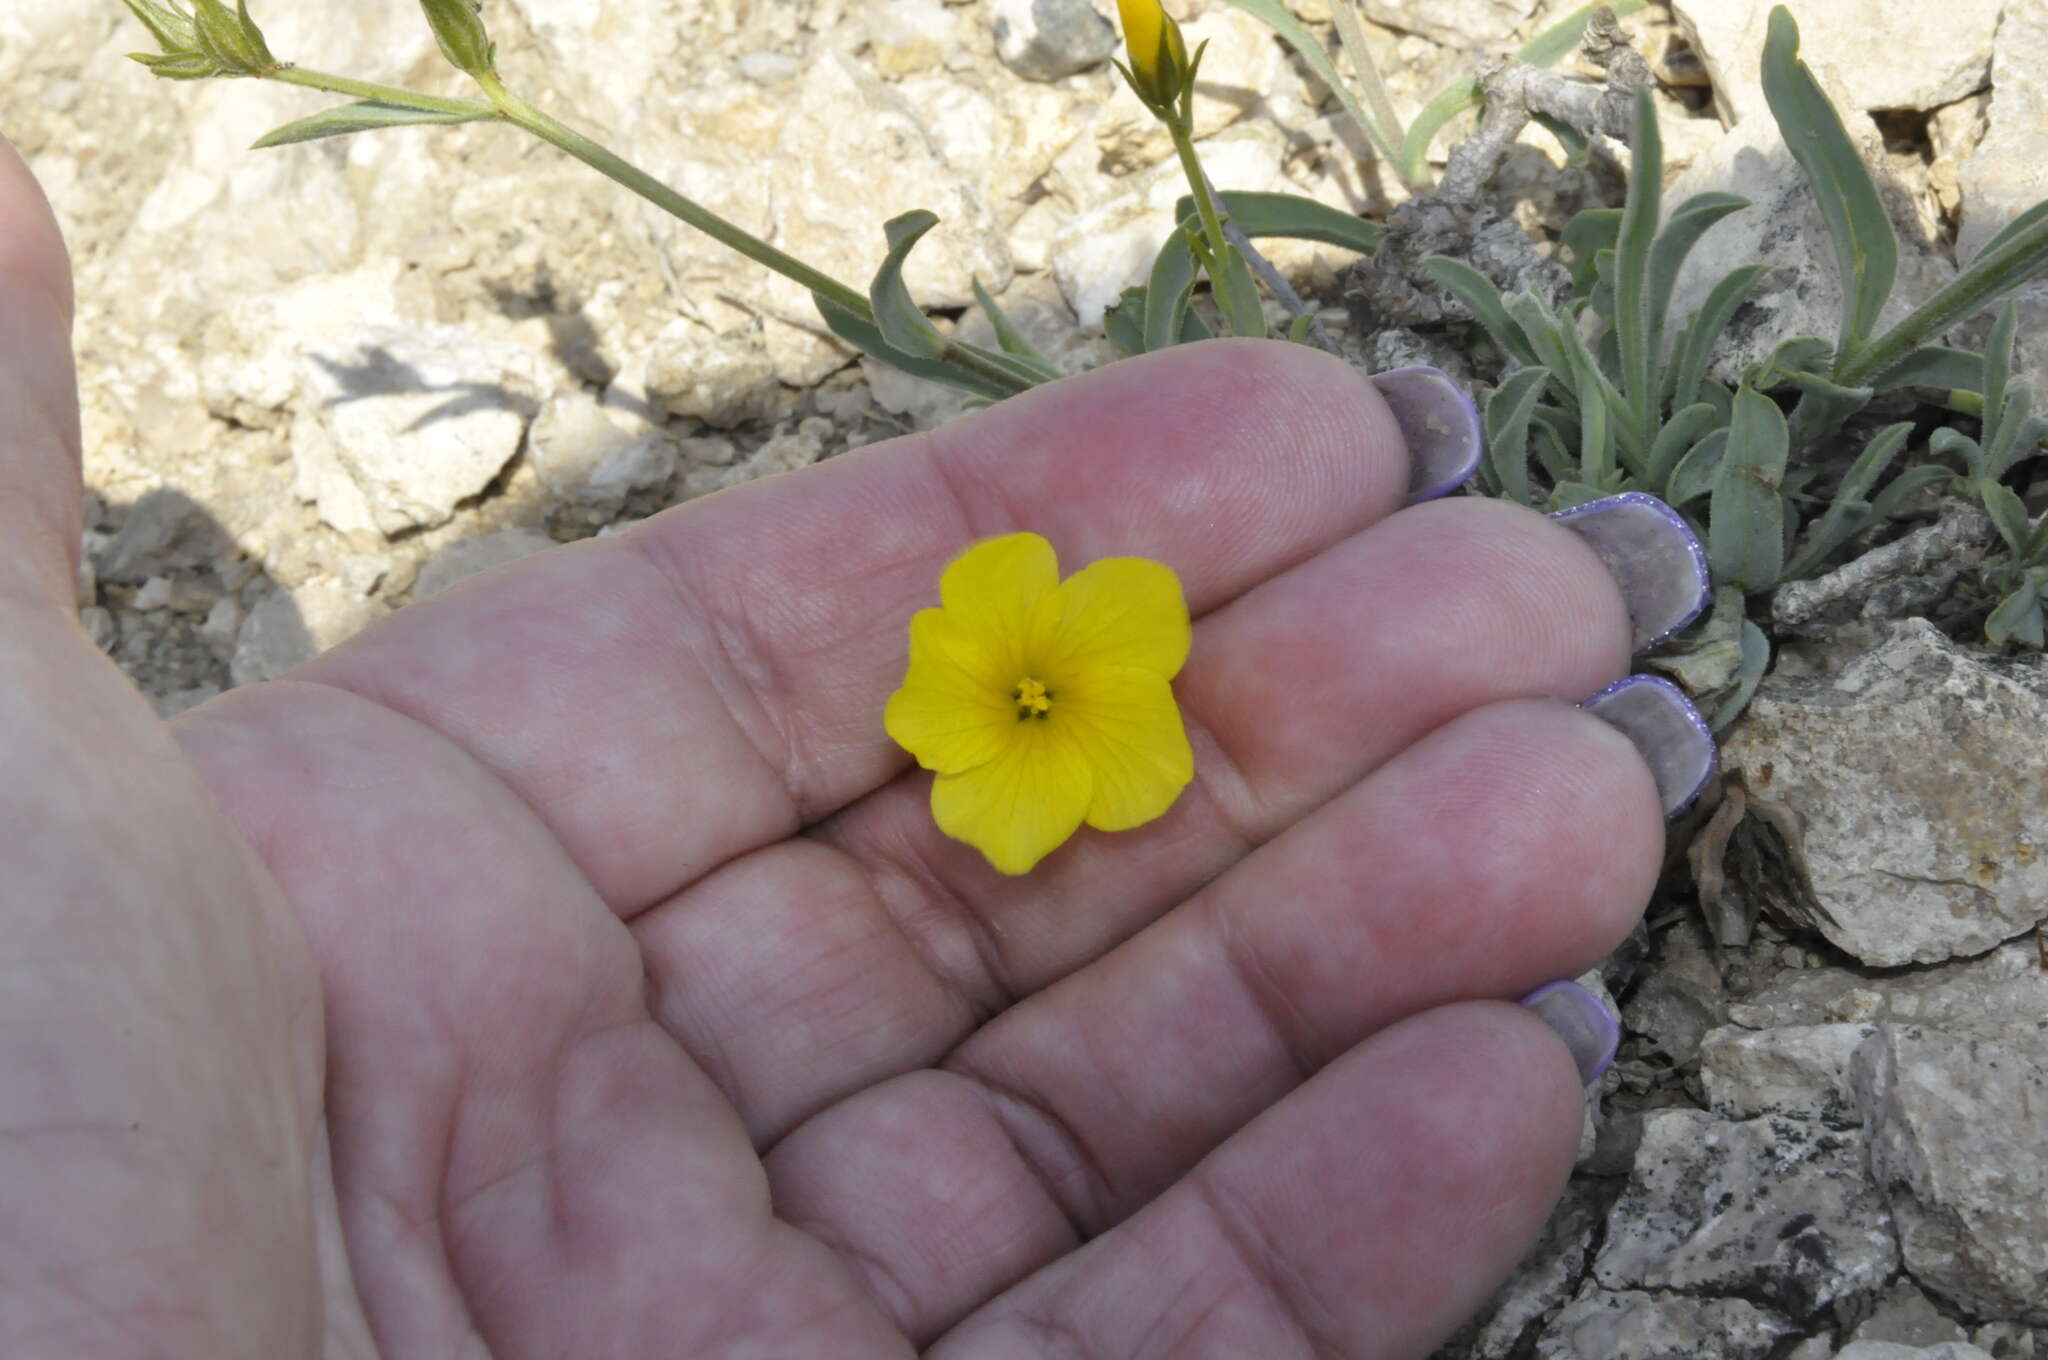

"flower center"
[1012,676,1052,721]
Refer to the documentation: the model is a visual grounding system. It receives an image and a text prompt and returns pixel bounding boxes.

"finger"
[0,133,81,611]
[295,340,1407,910]
[173,683,915,1357]
[762,698,1656,1339]
[928,1003,1588,1360]
[634,498,1633,1141]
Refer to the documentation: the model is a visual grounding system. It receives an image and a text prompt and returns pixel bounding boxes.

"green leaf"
[1549,480,1620,510]
[1399,79,1479,183]
[1782,369,1873,447]
[1103,286,1148,356]
[1286,311,1317,344]
[2025,515,2048,565]
[1760,5,1896,367]
[1708,386,1790,591]
[1710,617,1772,730]
[1483,366,1553,506]
[1576,364,1616,490]
[1978,200,2048,262]
[970,277,1055,369]
[1982,299,2018,427]
[1647,402,1721,492]
[1531,112,1593,168]
[1143,228,1199,353]
[1614,85,1662,448]
[1862,459,1949,527]
[1667,427,1728,507]
[1217,0,1403,170]
[812,292,1012,400]
[1986,578,2047,647]
[1977,480,2036,558]
[1214,241,1268,338]
[121,0,198,53]
[1750,336,1835,390]
[1179,302,1214,344]
[1423,257,1539,366]
[1782,420,1911,580]
[251,98,496,148]
[1869,345,1984,392]
[1516,0,1649,66]
[1841,201,2048,387]
[1669,264,1767,409]
[1173,190,1383,256]
[1560,208,1622,295]
[1982,380,2038,481]
[868,211,948,360]
[1648,192,1749,339]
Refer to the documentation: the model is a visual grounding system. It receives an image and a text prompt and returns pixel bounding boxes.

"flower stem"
[468,75,1031,396]
[269,65,495,118]
[1167,120,1242,325]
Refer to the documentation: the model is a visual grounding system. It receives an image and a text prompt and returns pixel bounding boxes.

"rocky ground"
[2,0,2044,1355]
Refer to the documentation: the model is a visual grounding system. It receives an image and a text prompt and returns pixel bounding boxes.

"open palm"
[4,142,1663,1358]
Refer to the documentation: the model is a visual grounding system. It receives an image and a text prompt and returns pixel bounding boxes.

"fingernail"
[1549,493,1711,651]
[1579,674,1717,817]
[1519,980,1619,1085]
[1368,366,1482,504]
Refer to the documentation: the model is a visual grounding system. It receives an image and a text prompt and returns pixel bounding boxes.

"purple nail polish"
[1519,979,1620,1085]
[1549,493,1712,651]
[1369,366,1483,504]
[1579,674,1717,817]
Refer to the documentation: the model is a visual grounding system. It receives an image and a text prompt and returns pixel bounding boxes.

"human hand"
[1,132,1705,1357]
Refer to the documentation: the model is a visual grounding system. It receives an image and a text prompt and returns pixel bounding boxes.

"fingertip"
[0,133,74,324]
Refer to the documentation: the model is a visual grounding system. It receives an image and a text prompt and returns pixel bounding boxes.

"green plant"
[1416,6,2048,721]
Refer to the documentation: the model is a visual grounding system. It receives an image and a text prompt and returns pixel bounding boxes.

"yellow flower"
[884,532,1195,875]
[1116,0,1190,109]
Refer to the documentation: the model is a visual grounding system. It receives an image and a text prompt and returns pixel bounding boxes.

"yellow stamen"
[1013,676,1052,720]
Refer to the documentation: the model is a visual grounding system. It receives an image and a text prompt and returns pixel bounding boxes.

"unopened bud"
[1114,0,1189,111]
[189,0,276,76]
[419,0,496,76]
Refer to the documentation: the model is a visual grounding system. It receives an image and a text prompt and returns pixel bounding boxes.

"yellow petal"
[1056,665,1194,832]
[1038,556,1191,680]
[885,610,1015,774]
[930,721,1094,875]
[939,533,1059,677]
[1115,0,1182,88]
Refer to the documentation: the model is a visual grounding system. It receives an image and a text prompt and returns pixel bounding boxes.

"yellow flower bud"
[1115,0,1190,111]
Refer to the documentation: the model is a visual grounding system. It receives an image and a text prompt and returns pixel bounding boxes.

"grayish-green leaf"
[1711,616,1772,730]
[1708,386,1789,591]
[1424,257,1538,366]
[1870,346,1984,392]
[1561,208,1622,294]
[1214,241,1267,338]
[971,277,1054,368]
[1982,380,2037,480]
[812,292,1011,399]
[1103,287,1147,356]
[1977,480,2035,558]
[1218,0,1403,169]
[1143,228,1199,353]
[1782,420,1910,580]
[1647,403,1721,492]
[1483,366,1552,506]
[1648,192,1749,341]
[1863,461,1949,527]
[1172,190,1383,256]
[1667,427,1728,506]
[1986,575,2047,647]
[251,98,495,148]
[1761,5,1896,366]
[1614,84,1662,447]
[1669,265,1767,409]
[869,211,948,359]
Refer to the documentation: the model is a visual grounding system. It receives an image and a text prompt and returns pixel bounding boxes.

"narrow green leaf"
[1862,463,1950,527]
[121,0,198,53]
[1782,369,1873,447]
[1172,190,1383,256]
[1483,366,1553,506]
[1179,303,1214,344]
[1399,79,1479,184]
[869,211,948,359]
[1286,311,1316,344]
[1560,208,1622,294]
[1103,286,1148,356]
[1986,577,2047,647]
[1549,480,1620,510]
[1979,200,2048,262]
[1143,228,1199,353]
[1760,5,1896,365]
[251,98,495,148]
[1842,203,2048,387]
[812,292,1012,400]
[2026,517,2048,566]
[1423,257,1538,366]
[1977,480,2035,558]
[1614,85,1662,448]
[1669,264,1767,409]
[1869,346,1984,392]
[1214,241,1267,338]
[970,277,1054,367]
[1516,0,1649,67]
[1782,420,1910,579]
[1332,0,1408,155]
[1530,407,1580,483]
[1648,192,1749,339]
[1982,299,2018,426]
[1577,365,1615,489]
[1931,425,1986,480]
[1982,380,2037,480]
[1531,112,1592,168]
[1667,427,1728,507]
[1708,386,1790,591]
[1647,402,1721,491]
[1710,618,1772,730]
[1217,0,1403,168]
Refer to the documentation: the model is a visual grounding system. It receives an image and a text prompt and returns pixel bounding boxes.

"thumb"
[0,132,82,613]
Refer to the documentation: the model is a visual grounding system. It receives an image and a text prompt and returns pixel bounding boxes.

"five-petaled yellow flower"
[885,532,1195,875]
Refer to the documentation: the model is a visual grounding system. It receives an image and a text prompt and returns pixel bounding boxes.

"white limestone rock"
[1535,1285,1794,1359]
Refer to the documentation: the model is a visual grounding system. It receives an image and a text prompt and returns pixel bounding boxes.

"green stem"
[470,75,1028,397]
[269,65,494,117]
[475,73,869,315]
[1836,225,2048,387]
[1167,120,1240,322]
